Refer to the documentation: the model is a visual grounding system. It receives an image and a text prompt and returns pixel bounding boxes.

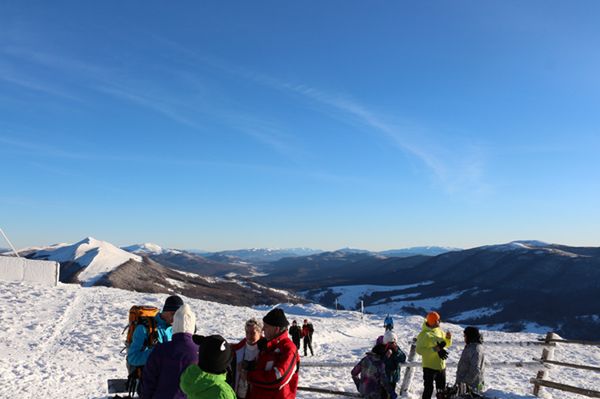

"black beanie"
[163,295,184,312]
[262,308,289,328]
[193,334,232,374]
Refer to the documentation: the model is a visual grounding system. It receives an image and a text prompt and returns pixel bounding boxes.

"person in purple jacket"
[142,303,199,399]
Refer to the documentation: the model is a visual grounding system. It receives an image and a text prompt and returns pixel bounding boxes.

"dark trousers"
[303,336,314,355]
[422,367,446,399]
[292,338,300,349]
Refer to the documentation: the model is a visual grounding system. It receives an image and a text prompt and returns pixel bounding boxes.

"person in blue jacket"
[127,295,184,368]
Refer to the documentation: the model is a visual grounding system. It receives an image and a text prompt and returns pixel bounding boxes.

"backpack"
[122,305,160,351]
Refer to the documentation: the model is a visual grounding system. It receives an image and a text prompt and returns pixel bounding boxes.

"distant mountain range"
[257,241,600,339]
[14,237,301,306]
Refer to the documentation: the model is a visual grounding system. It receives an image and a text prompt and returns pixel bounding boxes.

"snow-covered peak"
[35,237,141,286]
[122,242,166,255]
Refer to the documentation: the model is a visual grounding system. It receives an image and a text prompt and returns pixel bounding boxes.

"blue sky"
[1,1,599,251]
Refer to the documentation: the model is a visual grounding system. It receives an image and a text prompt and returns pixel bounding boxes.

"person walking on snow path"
[288,320,302,350]
[142,303,199,399]
[416,311,452,399]
[384,314,394,331]
[301,319,314,356]
[246,308,299,399]
[230,318,263,399]
[455,326,485,393]
[180,334,236,399]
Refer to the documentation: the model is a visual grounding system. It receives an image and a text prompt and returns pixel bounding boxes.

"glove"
[257,337,268,351]
[436,341,446,350]
[241,360,256,371]
[437,348,448,360]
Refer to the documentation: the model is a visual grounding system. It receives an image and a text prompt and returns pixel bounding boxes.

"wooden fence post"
[400,338,418,398]
[533,332,557,396]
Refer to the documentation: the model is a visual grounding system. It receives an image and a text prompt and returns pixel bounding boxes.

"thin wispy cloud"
[153,37,488,194]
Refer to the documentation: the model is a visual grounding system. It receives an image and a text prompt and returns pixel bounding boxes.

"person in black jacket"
[289,320,302,349]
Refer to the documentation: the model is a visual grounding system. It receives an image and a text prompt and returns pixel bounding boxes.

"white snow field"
[0,281,598,399]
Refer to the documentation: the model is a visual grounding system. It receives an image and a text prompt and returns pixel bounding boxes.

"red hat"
[426,311,440,326]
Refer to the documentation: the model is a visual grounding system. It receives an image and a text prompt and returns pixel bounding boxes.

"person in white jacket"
[230,318,263,398]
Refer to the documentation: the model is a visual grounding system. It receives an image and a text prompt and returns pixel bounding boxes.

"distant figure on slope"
[351,336,394,399]
[288,320,302,350]
[142,303,199,399]
[384,314,394,331]
[246,308,299,399]
[180,334,236,399]
[128,295,184,394]
[455,326,485,393]
[416,311,452,399]
[301,319,314,356]
[381,331,407,399]
[230,318,263,399]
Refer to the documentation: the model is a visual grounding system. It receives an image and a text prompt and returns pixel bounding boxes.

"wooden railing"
[530,332,600,398]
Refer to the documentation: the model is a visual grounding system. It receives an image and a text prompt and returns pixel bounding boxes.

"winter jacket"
[301,324,314,342]
[416,322,452,371]
[351,352,393,399]
[247,330,299,399]
[383,346,407,385]
[128,313,173,367]
[456,343,485,391]
[180,364,236,399]
[289,326,302,345]
[231,338,260,398]
[142,332,199,399]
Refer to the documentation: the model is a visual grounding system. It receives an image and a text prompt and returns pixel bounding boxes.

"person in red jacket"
[245,308,299,399]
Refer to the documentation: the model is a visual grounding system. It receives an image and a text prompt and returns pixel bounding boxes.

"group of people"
[125,295,483,399]
[126,295,301,399]
[352,311,485,399]
[288,319,315,356]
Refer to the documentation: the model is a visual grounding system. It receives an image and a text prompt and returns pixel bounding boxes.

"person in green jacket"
[180,334,236,399]
[416,311,452,399]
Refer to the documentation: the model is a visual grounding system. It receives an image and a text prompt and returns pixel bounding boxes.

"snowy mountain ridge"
[33,237,141,286]
[122,242,182,255]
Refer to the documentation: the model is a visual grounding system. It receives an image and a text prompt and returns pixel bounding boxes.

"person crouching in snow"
[351,336,394,399]
[180,335,236,399]
[230,318,263,398]
[246,308,299,399]
[382,331,407,399]
[142,303,199,399]
[455,326,485,393]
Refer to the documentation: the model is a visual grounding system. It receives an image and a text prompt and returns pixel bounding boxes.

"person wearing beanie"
[351,336,394,399]
[180,335,236,399]
[142,304,199,399]
[127,295,185,388]
[230,318,263,399]
[381,331,407,398]
[288,320,302,350]
[416,311,452,399]
[245,308,299,399]
[455,326,485,392]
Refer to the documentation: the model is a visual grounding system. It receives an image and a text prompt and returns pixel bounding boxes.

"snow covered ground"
[0,281,598,398]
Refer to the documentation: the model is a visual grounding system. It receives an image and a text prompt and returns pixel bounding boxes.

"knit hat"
[375,335,384,346]
[263,308,289,328]
[383,331,397,344]
[163,295,184,312]
[194,334,232,374]
[426,311,441,326]
[172,304,196,334]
